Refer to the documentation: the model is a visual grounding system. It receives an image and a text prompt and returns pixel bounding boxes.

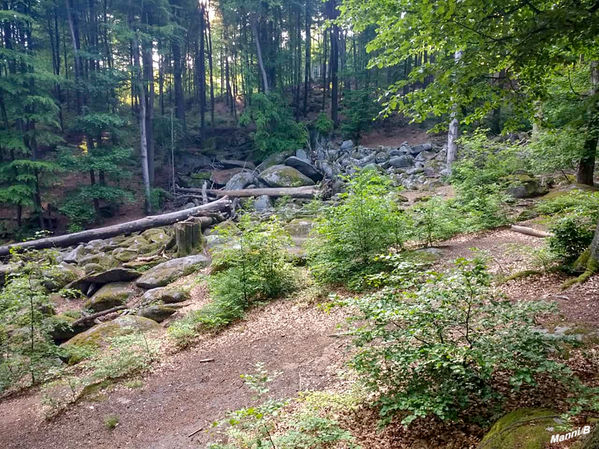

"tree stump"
[175,219,205,257]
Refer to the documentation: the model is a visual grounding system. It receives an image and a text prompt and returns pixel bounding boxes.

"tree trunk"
[577,61,599,186]
[328,0,339,126]
[303,0,311,116]
[142,34,155,185]
[446,50,462,173]
[172,39,186,129]
[0,197,231,256]
[175,219,204,257]
[252,18,269,94]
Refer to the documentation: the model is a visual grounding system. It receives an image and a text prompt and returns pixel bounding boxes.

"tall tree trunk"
[303,0,311,116]
[252,17,269,94]
[142,37,155,186]
[577,61,599,186]
[206,9,215,128]
[446,51,462,173]
[172,39,186,129]
[328,0,339,126]
[133,31,152,214]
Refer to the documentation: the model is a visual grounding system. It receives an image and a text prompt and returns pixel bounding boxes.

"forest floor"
[0,226,597,449]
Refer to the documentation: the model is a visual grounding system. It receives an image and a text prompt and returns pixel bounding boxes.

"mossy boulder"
[138,305,177,323]
[62,315,160,349]
[42,263,84,292]
[135,254,210,289]
[478,408,562,449]
[84,282,135,312]
[78,253,118,268]
[141,287,190,305]
[258,165,315,188]
[285,218,315,238]
[256,150,294,172]
[141,228,173,246]
[506,174,548,199]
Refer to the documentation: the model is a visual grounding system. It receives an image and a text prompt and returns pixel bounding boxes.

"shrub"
[306,170,408,287]
[408,196,462,246]
[549,216,595,264]
[208,364,360,449]
[340,89,379,141]
[348,258,571,426]
[169,216,297,346]
[0,250,63,392]
[312,113,334,136]
[240,93,307,158]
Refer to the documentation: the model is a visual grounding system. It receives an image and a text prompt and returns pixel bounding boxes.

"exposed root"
[563,250,598,289]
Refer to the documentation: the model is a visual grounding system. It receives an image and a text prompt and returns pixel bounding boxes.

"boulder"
[258,165,315,188]
[284,156,323,182]
[410,143,433,154]
[84,282,135,312]
[506,175,548,199]
[295,148,309,161]
[42,263,84,292]
[478,408,561,449]
[82,268,141,285]
[256,150,294,172]
[63,245,86,264]
[141,287,190,305]
[389,155,415,168]
[62,315,160,350]
[285,219,314,238]
[210,168,244,186]
[138,305,177,323]
[141,228,173,246]
[254,195,273,212]
[220,159,255,170]
[340,140,354,151]
[135,254,211,289]
[0,264,12,287]
[78,253,118,268]
[224,171,256,190]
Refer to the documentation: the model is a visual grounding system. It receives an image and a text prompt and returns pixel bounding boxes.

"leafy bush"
[312,113,334,136]
[60,184,134,231]
[549,217,595,264]
[349,258,571,426]
[538,190,599,263]
[306,170,408,287]
[240,93,307,158]
[168,216,297,347]
[340,89,379,141]
[408,197,462,246]
[0,250,63,392]
[209,364,360,449]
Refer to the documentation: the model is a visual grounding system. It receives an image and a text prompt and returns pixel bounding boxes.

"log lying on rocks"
[0,196,232,256]
[177,185,317,199]
[510,225,552,238]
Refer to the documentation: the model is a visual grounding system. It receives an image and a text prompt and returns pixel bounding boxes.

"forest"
[0,0,598,448]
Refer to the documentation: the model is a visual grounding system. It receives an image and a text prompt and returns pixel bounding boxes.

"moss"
[502,269,543,283]
[563,251,598,288]
[479,408,560,449]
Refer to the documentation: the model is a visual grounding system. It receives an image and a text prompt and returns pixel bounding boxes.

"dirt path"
[0,302,348,449]
[1,227,596,449]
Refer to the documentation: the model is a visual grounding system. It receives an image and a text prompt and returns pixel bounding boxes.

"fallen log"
[510,225,552,238]
[0,196,232,256]
[71,305,127,328]
[177,185,317,199]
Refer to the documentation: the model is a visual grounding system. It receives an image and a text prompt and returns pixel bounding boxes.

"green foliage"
[60,184,134,231]
[150,187,169,211]
[537,190,599,263]
[209,365,360,449]
[340,89,379,141]
[348,258,571,426]
[240,93,307,158]
[409,197,462,246]
[549,217,595,264]
[312,113,334,136]
[168,216,297,347]
[0,250,63,392]
[104,415,120,430]
[307,170,408,288]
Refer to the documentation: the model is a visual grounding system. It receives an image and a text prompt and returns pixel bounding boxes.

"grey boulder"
[284,156,323,182]
[136,254,211,289]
